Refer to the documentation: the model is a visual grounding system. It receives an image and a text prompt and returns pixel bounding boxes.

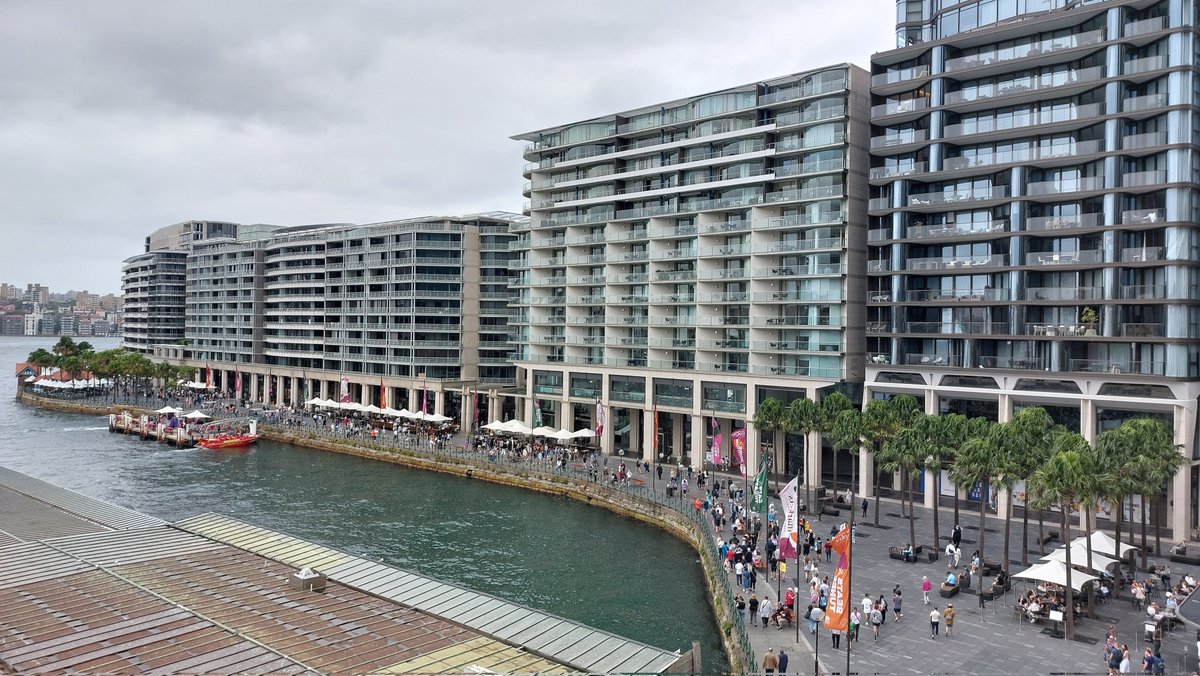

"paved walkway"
[716,485,1200,675]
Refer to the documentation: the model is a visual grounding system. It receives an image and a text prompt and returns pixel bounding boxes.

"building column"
[642,408,656,464]
[488,392,500,422]
[290,377,299,407]
[672,413,684,461]
[805,430,822,493]
[691,413,705,469]
[434,390,445,417]
[460,392,472,434]
[249,373,259,403]
[628,408,641,457]
[600,403,614,457]
[1173,403,1193,541]
[859,446,874,498]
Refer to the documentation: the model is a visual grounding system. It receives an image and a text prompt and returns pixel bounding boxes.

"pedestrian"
[922,575,932,604]
[735,560,745,588]
[944,603,956,636]
[945,542,956,568]
[749,594,760,626]
[809,605,825,634]
[759,596,773,629]
[952,523,962,549]
[849,608,861,641]
[861,593,874,618]
[824,538,833,562]
[878,595,888,624]
[953,546,962,569]
[762,647,779,674]
[831,626,842,650]
[735,593,746,623]
[777,648,788,675]
[870,604,883,641]
[930,606,941,639]
[656,464,662,480]
[861,497,868,518]
[892,586,903,621]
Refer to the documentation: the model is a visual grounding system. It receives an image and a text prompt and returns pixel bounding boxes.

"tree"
[753,397,787,494]
[27,348,58,372]
[862,395,921,526]
[831,408,866,498]
[950,418,1001,570]
[1028,431,1096,641]
[1095,423,1147,582]
[784,397,824,508]
[879,416,929,553]
[922,413,967,554]
[820,392,854,494]
[1006,407,1059,564]
[1118,419,1186,568]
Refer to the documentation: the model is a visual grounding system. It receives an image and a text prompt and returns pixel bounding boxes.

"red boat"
[196,433,258,449]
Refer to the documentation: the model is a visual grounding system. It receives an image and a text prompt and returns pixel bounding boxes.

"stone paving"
[712,483,1200,675]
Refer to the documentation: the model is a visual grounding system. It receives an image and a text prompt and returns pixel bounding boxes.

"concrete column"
[642,408,656,463]
[1080,399,1098,444]
[290,377,299,407]
[629,408,642,457]
[600,404,615,457]
[859,446,874,498]
[1172,403,1193,541]
[672,413,684,461]
[460,392,472,434]
[805,430,822,493]
[249,373,259,403]
[691,413,705,469]
[434,390,445,416]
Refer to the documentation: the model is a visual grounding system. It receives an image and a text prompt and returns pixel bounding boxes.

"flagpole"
[846,489,854,676]
[796,454,802,648]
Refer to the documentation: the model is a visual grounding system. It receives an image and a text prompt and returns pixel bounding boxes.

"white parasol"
[183,410,211,420]
[1013,559,1098,592]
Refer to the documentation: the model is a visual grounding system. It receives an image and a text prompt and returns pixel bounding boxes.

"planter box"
[290,571,327,592]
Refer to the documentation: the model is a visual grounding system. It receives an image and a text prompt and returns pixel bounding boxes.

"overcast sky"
[0,1,894,294]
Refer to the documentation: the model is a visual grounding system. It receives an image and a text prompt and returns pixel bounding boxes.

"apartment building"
[177,214,522,429]
[867,0,1200,538]
[512,64,871,475]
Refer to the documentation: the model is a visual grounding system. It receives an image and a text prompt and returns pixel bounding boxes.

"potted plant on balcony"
[1081,306,1099,336]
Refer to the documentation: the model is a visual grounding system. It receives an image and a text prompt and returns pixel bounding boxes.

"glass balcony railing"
[905,254,1008,271]
[944,66,1105,106]
[752,237,844,254]
[1028,249,1103,265]
[1124,93,1168,112]
[908,186,1008,205]
[943,140,1104,172]
[1121,208,1165,225]
[908,220,1007,239]
[904,288,1006,302]
[943,28,1105,73]
[871,65,931,88]
[1025,176,1105,196]
[1119,247,1165,263]
[1122,131,1168,150]
[1119,284,1166,299]
[944,102,1104,138]
[1069,359,1165,375]
[870,129,928,150]
[903,353,962,367]
[870,162,928,180]
[752,290,843,302]
[868,229,891,242]
[979,356,1047,370]
[904,321,1007,335]
[703,220,752,234]
[1120,323,1165,337]
[754,212,845,229]
[1125,55,1169,76]
[871,98,930,118]
[1125,16,1167,36]
[1025,213,1103,231]
[1123,170,1167,188]
[1025,286,1102,301]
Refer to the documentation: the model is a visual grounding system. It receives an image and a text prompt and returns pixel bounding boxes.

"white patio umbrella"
[500,420,533,435]
[549,428,576,442]
[571,428,596,438]
[362,404,382,414]
[481,420,507,432]
[303,397,324,406]
[183,410,211,420]
[1042,545,1119,573]
[531,426,558,437]
[425,413,452,423]
[342,402,366,412]
[381,407,404,417]
[397,408,414,418]
[1013,559,1098,592]
[154,406,181,414]
[1071,531,1138,559]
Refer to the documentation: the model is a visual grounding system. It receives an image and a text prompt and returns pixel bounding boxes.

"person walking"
[870,604,883,641]
[952,523,962,549]
[735,593,746,623]
[777,649,789,675]
[861,497,868,518]
[809,605,825,635]
[922,575,932,604]
[759,596,773,630]
[930,606,941,639]
[831,626,842,650]
[849,608,861,642]
[892,586,903,621]
[944,603,956,636]
[748,594,760,626]
[762,648,779,674]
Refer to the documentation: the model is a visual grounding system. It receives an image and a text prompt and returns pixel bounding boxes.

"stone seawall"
[16,391,743,674]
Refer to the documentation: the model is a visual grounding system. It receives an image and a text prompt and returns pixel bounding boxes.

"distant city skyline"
[0,1,893,291]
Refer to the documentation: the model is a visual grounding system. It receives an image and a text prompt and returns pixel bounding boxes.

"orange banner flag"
[823,524,851,632]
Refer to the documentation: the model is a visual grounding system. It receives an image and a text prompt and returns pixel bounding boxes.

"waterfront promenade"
[22,388,1200,674]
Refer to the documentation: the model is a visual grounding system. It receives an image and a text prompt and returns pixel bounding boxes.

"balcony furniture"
[771,367,786,375]
[870,293,891,302]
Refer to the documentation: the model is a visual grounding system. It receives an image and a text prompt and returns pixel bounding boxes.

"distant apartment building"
[23,284,49,306]
[512,64,871,475]
[1,314,24,336]
[866,0,1200,538]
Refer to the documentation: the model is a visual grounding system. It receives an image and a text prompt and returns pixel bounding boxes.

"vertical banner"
[750,454,770,512]
[302,373,309,402]
[340,376,350,403]
[778,476,799,560]
[710,432,724,465]
[595,402,604,437]
[422,386,428,414]
[823,525,852,631]
[533,399,543,427]
[653,405,659,455]
[205,365,212,388]
[732,427,747,478]
[235,370,242,398]
[379,377,386,409]
[472,391,479,424]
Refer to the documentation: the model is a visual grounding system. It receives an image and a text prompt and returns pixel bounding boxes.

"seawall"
[16,391,744,674]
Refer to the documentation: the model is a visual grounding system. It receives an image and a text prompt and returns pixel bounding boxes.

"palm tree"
[1119,418,1186,568]
[27,347,58,373]
[831,407,866,498]
[1095,423,1145,581]
[1028,431,1096,641]
[950,418,1000,569]
[784,397,823,508]
[879,418,929,552]
[862,395,921,526]
[753,397,787,494]
[922,413,966,554]
[820,392,854,493]
[1006,407,1059,564]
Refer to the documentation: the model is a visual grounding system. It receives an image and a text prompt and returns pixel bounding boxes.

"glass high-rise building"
[513,64,871,475]
[868,0,1200,537]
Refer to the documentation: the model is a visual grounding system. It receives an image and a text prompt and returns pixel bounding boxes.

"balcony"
[870,162,928,180]
[774,158,846,178]
[1029,249,1103,266]
[1123,131,1168,151]
[1121,208,1165,225]
[1124,93,1168,112]
[753,237,844,254]
[870,129,928,151]
[943,66,1105,106]
[904,288,1005,302]
[652,293,695,303]
[867,259,891,272]
[697,363,749,375]
[1069,359,1165,375]
[866,321,889,334]
[610,251,649,264]
[703,220,752,234]
[1125,55,1169,76]
[979,356,1046,370]
[868,229,891,242]
[616,293,648,303]
[905,254,1008,271]
[755,316,843,328]
[1119,247,1165,263]
[753,290,843,302]
[1119,284,1166,299]
[1026,176,1104,196]
[903,353,962,367]
[698,268,746,280]
[908,220,1007,239]
[1121,322,1165,337]
[943,140,1104,172]
[943,102,1105,140]
[758,77,848,105]
[655,270,698,282]
[1025,323,1088,337]
[652,248,698,260]
[1025,286,1102,301]
[871,65,931,88]
[904,321,1007,335]
[1025,213,1103,232]
[943,28,1105,73]
[1125,16,1167,36]
[754,212,845,229]
[1123,170,1166,188]
[696,244,748,258]
[657,316,697,326]
[908,186,1008,206]
[871,97,929,119]
[704,399,747,413]
[699,291,749,303]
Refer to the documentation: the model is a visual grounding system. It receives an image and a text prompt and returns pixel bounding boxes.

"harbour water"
[0,336,725,673]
